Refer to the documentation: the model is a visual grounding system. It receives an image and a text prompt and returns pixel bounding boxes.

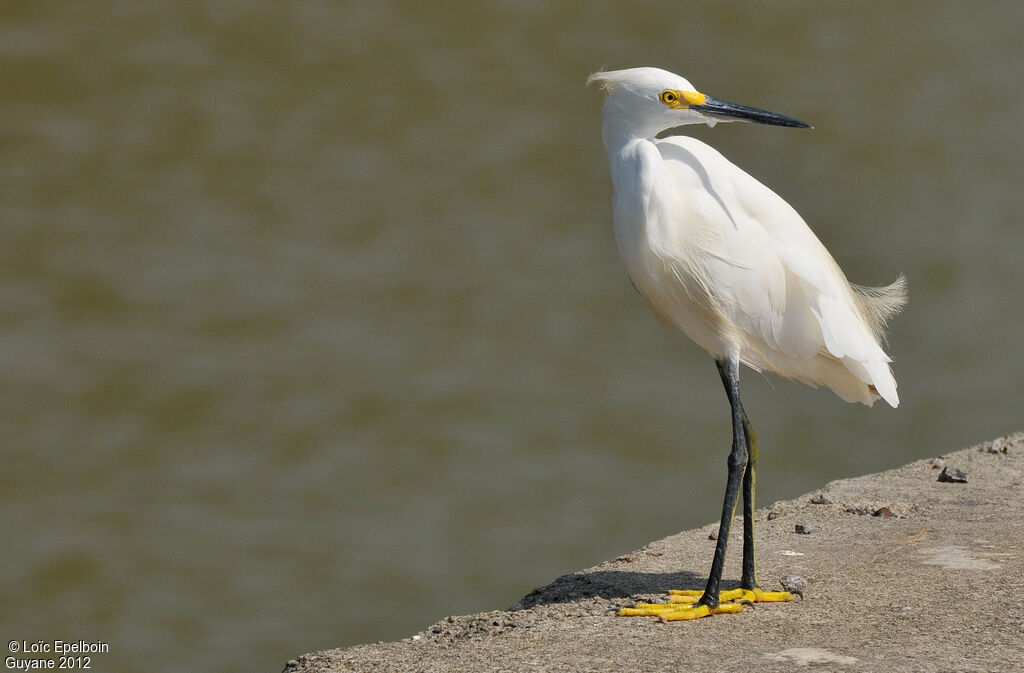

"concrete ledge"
[285,433,1024,672]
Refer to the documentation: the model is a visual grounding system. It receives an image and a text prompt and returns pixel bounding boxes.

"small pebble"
[810,493,835,504]
[928,457,945,469]
[779,574,807,599]
[794,523,812,534]
[767,510,781,520]
[872,506,896,518]
[982,439,1008,454]
[937,466,968,483]
[708,531,717,540]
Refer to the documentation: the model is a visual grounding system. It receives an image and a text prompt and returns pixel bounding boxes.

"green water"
[2,2,1022,671]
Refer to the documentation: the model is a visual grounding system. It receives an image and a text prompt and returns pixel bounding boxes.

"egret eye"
[659,90,678,105]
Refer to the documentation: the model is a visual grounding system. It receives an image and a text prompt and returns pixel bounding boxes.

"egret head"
[588,67,810,140]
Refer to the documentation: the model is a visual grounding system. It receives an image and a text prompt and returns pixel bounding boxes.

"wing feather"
[654,135,901,407]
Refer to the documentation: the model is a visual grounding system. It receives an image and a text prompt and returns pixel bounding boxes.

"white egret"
[588,67,906,620]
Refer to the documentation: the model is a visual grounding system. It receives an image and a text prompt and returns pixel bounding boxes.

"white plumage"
[590,67,905,407]
[589,67,906,617]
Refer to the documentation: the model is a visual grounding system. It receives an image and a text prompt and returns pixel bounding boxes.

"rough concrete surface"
[285,433,1024,672]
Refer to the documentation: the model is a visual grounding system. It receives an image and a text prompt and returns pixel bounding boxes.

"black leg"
[616,356,793,621]
[741,410,758,590]
[700,357,749,609]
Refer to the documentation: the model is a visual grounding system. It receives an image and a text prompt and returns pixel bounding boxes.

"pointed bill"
[692,96,811,128]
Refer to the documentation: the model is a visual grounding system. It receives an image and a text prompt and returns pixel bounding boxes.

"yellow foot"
[617,601,744,621]
[739,587,794,603]
[617,587,793,621]
[666,587,794,604]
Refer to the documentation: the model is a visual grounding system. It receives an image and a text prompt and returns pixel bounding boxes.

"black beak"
[692,96,811,129]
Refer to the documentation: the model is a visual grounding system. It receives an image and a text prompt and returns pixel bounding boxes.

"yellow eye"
[659,90,678,105]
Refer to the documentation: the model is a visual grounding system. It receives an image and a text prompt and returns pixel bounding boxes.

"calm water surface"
[2,2,1022,671]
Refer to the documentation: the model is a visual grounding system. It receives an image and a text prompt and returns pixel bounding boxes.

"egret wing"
[654,136,898,405]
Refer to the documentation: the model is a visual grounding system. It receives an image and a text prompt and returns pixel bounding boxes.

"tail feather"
[864,357,899,407]
[851,274,907,344]
[847,274,905,408]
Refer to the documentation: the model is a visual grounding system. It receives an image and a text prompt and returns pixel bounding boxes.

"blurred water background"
[2,1,1022,671]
